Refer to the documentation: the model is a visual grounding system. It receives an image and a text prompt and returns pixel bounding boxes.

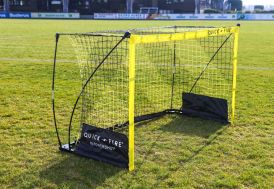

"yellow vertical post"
[128,37,135,171]
[231,26,240,125]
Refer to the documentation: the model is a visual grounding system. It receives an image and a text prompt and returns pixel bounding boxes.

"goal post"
[128,36,136,171]
[232,28,239,125]
[52,25,240,171]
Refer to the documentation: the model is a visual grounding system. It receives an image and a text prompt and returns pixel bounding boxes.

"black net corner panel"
[52,25,240,171]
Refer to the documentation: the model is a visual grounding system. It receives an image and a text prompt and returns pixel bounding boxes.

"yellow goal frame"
[128,25,240,171]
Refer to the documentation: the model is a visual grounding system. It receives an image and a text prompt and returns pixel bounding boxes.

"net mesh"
[56,26,234,137]
[68,35,129,129]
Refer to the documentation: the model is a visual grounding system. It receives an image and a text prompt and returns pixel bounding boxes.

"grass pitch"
[0,20,273,189]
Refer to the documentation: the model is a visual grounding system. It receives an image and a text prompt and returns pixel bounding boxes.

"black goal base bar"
[108,92,230,130]
[107,109,182,131]
[58,93,229,168]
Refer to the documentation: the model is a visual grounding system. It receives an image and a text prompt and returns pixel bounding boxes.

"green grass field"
[0,20,273,189]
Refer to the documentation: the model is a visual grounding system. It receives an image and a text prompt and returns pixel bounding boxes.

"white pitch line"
[0,57,273,71]
[0,58,75,64]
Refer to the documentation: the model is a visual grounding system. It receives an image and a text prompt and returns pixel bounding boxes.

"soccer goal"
[52,25,240,171]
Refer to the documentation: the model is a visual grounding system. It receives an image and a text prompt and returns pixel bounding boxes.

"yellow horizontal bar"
[131,26,239,44]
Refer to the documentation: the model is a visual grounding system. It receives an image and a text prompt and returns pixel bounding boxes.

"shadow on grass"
[39,154,124,188]
[133,115,228,169]
[130,115,229,188]
[39,116,228,188]
[151,115,229,187]
[160,115,228,138]
[160,115,229,161]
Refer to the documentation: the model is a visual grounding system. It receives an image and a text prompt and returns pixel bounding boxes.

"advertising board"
[94,13,148,19]
[0,12,8,18]
[31,12,80,19]
[94,13,237,20]
[154,14,237,20]
[9,12,31,18]
[243,14,274,20]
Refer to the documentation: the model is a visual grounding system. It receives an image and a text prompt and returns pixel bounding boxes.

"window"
[166,0,185,4]
[166,0,172,4]
[10,0,27,6]
[51,0,62,5]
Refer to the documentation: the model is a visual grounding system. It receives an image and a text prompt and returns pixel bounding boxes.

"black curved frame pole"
[52,33,62,148]
[170,26,177,109]
[68,32,131,150]
[189,33,232,93]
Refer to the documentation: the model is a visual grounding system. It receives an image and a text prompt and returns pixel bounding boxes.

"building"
[0,0,228,15]
[0,0,126,13]
[133,0,196,14]
[69,0,126,15]
[200,0,224,11]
